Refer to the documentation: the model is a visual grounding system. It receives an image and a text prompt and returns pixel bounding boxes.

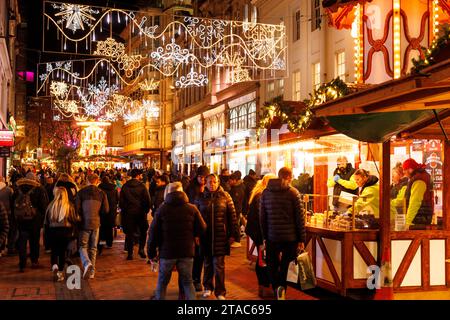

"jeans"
[17,226,41,269]
[48,227,72,270]
[79,229,99,272]
[156,257,196,300]
[266,241,297,292]
[203,255,226,297]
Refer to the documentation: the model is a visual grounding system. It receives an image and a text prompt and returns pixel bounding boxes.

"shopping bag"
[297,251,317,290]
[286,260,299,284]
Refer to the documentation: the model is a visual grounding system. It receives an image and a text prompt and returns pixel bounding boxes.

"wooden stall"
[314,59,450,293]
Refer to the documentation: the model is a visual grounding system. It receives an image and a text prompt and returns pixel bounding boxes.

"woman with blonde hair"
[245,173,277,297]
[44,187,79,282]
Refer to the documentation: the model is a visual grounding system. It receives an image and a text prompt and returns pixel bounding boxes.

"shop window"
[230,108,239,132]
[390,138,444,231]
[293,70,301,101]
[267,81,275,100]
[313,62,321,90]
[277,78,285,97]
[311,0,321,31]
[247,101,257,128]
[293,9,301,42]
[336,51,346,81]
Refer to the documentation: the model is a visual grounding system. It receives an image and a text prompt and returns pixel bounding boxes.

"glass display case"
[303,194,380,231]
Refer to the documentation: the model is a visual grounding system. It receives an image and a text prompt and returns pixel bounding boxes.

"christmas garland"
[411,25,450,74]
[259,77,350,134]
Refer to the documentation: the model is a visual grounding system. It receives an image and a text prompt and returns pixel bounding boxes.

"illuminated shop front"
[203,105,226,174]
[226,92,257,175]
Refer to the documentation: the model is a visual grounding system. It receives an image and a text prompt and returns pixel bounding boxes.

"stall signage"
[0,131,14,147]
[424,140,442,190]
[0,147,11,157]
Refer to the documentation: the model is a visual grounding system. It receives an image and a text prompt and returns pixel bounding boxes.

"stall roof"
[313,59,450,142]
[314,59,450,117]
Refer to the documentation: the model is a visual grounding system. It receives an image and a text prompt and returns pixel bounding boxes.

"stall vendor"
[390,162,409,217]
[327,156,358,211]
[348,169,380,218]
[402,159,433,226]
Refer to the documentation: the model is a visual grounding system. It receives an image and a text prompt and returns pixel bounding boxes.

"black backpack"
[14,187,37,222]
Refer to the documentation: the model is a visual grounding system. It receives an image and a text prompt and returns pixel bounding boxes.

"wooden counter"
[305,225,379,296]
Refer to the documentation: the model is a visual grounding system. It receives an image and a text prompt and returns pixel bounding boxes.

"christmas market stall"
[314,57,450,295]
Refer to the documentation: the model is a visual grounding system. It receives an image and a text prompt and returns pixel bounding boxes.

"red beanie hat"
[402,158,425,171]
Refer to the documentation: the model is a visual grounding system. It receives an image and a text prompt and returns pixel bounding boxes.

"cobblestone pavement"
[0,231,339,300]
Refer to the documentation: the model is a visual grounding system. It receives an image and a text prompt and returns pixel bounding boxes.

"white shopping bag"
[286,260,299,284]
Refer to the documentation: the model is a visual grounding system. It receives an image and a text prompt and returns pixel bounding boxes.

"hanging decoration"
[139,78,160,91]
[39,1,287,93]
[258,78,351,134]
[411,25,450,74]
[52,3,99,33]
[123,99,160,125]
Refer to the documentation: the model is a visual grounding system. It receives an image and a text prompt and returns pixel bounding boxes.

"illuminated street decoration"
[123,99,160,125]
[52,3,99,33]
[139,78,160,91]
[40,1,287,91]
[175,68,208,88]
[94,38,143,77]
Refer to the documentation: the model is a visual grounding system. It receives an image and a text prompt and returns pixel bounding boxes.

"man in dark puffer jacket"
[260,167,305,300]
[147,182,206,300]
[119,169,151,260]
[195,174,239,300]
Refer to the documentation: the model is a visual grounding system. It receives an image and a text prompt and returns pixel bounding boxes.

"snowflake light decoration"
[52,3,99,33]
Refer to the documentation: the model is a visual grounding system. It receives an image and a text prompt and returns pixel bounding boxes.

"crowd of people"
[0,155,432,300]
[0,164,307,300]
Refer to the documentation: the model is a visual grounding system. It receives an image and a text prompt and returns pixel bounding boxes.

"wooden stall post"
[443,141,450,287]
[377,140,393,298]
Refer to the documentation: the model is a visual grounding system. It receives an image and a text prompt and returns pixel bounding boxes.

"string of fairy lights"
[38,1,287,122]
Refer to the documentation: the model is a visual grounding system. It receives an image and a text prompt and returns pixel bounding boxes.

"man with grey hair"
[147,182,206,300]
[327,156,358,211]
[75,173,109,279]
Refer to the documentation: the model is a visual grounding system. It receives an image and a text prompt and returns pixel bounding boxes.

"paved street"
[0,231,336,300]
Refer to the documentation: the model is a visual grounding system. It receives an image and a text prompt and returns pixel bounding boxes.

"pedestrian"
[75,174,109,279]
[185,165,209,292]
[44,187,80,282]
[195,174,239,300]
[228,171,247,248]
[245,173,277,297]
[45,176,55,202]
[0,201,8,253]
[151,174,170,217]
[98,176,119,251]
[243,169,258,203]
[119,169,151,260]
[260,167,306,300]
[56,173,78,204]
[402,158,434,227]
[147,182,206,300]
[0,177,15,255]
[219,168,231,192]
[14,172,49,272]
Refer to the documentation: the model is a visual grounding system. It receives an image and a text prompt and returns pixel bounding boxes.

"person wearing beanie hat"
[402,158,433,227]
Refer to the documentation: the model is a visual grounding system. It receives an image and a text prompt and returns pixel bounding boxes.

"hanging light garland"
[258,78,351,134]
[40,1,287,92]
[411,25,450,74]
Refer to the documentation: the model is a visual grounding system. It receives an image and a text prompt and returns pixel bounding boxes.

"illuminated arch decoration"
[40,1,287,91]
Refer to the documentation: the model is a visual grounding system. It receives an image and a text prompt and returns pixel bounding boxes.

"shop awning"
[325,109,444,143]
